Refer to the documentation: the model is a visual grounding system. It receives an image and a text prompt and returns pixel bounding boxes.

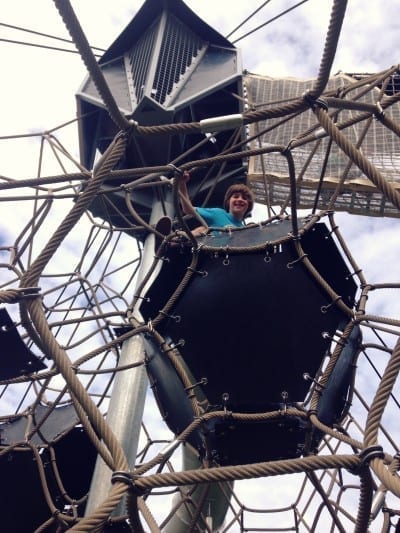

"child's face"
[228,192,249,220]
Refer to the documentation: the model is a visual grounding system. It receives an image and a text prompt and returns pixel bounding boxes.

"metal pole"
[166,445,233,532]
[85,193,233,530]
[85,198,172,517]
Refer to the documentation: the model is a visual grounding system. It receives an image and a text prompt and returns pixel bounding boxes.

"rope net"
[246,71,400,217]
[1,1,400,531]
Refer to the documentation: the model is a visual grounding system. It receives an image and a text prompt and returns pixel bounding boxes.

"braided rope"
[2,2,400,531]
[53,0,130,132]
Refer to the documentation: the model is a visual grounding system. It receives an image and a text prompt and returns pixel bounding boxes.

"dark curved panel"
[0,427,97,532]
[0,308,46,380]
[142,222,356,407]
[140,222,357,463]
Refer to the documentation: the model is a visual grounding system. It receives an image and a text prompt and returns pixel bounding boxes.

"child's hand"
[181,170,190,183]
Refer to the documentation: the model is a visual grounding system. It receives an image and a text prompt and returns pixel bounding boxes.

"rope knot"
[124,118,139,134]
[358,445,384,467]
[111,470,145,495]
[128,118,139,129]
[166,163,184,176]
[306,409,319,420]
[303,91,329,112]
[374,102,385,120]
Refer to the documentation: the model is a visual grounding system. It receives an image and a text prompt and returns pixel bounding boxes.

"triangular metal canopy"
[101,0,234,64]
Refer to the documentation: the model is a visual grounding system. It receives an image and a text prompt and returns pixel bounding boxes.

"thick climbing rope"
[53,0,130,132]
[2,0,400,531]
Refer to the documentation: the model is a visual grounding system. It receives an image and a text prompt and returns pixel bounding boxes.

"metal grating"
[153,13,205,105]
[245,73,400,217]
[127,19,159,104]
[126,12,205,107]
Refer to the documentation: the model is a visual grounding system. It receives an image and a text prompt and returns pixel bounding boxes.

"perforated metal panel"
[127,20,158,105]
[152,14,205,105]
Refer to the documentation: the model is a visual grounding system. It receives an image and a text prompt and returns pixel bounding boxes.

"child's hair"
[223,183,255,215]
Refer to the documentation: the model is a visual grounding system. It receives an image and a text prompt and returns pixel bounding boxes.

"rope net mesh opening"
[1,2,400,532]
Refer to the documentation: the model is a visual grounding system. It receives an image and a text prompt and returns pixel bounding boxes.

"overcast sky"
[2,0,397,299]
[1,1,400,530]
[1,0,399,139]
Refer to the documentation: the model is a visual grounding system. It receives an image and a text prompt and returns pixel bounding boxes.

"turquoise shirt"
[196,207,244,228]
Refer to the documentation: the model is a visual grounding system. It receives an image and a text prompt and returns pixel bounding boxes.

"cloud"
[1,1,400,531]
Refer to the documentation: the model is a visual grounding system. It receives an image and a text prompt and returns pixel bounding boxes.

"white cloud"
[1,1,400,531]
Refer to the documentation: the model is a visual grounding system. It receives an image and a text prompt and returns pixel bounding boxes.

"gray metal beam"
[85,197,172,519]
